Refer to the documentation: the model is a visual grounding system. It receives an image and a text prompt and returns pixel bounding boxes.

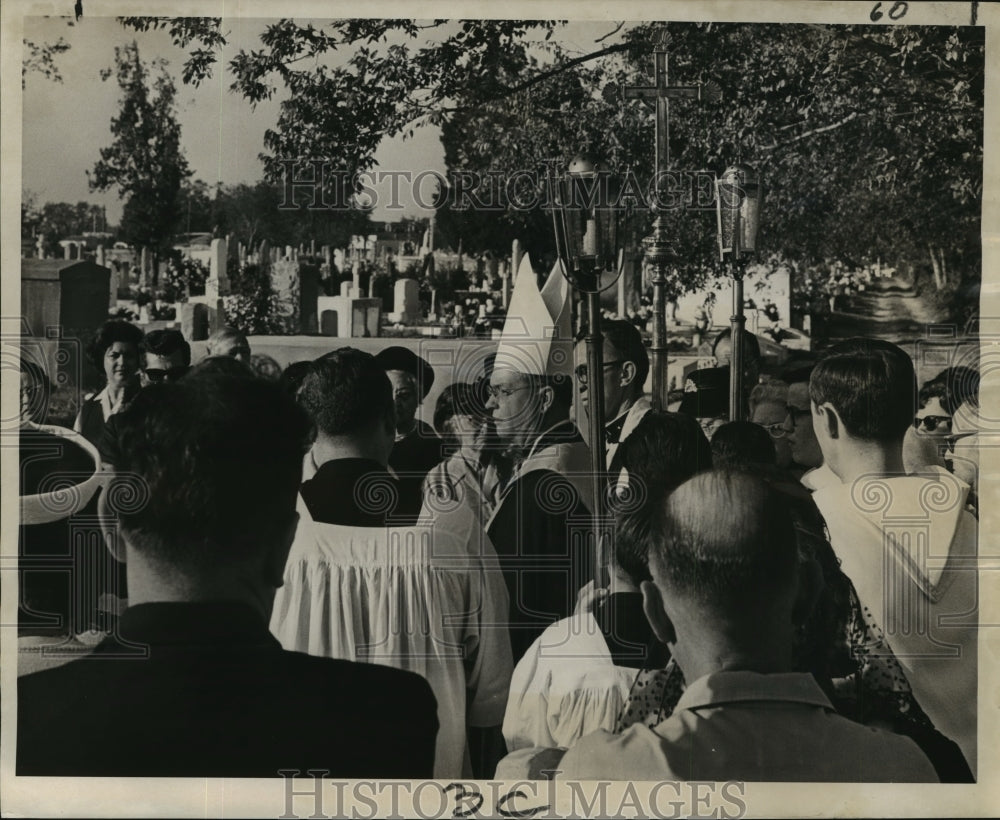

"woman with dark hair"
[503,411,711,752]
[74,320,143,448]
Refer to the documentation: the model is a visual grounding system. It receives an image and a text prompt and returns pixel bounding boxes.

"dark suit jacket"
[17,601,439,778]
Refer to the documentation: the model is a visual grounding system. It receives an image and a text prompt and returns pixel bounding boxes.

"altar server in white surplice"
[269,348,512,779]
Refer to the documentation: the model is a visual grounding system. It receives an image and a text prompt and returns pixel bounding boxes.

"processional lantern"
[549,156,624,586]
[715,164,763,421]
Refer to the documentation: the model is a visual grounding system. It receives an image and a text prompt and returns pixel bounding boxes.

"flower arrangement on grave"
[161,255,209,302]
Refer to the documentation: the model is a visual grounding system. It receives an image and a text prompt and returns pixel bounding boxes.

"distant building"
[57,232,114,260]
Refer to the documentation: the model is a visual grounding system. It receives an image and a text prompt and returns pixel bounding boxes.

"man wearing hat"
[677,365,730,440]
[375,345,444,502]
[485,257,595,661]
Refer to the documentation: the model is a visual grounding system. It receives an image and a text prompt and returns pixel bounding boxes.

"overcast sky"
[21,16,622,226]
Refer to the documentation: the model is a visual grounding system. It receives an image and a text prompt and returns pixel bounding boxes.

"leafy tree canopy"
[71,18,985,308]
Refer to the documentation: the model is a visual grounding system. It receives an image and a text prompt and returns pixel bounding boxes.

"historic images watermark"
[275,160,724,214]
[278,774,748,819]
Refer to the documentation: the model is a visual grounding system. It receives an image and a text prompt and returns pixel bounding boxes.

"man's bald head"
[645,471,799,620]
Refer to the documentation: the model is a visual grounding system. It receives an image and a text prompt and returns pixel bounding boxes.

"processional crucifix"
[623,29,720,410]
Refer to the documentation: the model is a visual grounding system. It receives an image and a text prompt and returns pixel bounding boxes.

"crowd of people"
[15,305,980,783]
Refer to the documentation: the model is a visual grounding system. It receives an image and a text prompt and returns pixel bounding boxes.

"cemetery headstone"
[299,264,321,334]
[389,279,422,325]
[180,302,210,341]
[140,247,151,287]
[270,257,301,334]
[317,296,381,338]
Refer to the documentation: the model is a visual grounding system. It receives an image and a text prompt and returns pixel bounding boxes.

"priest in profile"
[484,256,595,661]
[374,345,443,501]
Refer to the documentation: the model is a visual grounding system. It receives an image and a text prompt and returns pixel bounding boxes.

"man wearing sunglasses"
[98,330,191,470]
[140,329,191,386]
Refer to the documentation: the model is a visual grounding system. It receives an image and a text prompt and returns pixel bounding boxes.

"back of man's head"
[711,421,777,470]
[144,329,192,366]
[603,319,649,395]
[113,368,310,573]
[810,338,915,442]
[713,328,762,367]
[646,470,799,622]
[298,348,394,438]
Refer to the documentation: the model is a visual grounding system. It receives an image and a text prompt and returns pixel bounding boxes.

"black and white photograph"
[2,1,996,816]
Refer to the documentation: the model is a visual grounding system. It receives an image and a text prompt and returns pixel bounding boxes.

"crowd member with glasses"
[140,329,191,386]
[573,319,652,474]
[780,365,836,490]
[484,361,593,662]
[483,259,595,665]
[748,378,792,469]
[904,365,981,511]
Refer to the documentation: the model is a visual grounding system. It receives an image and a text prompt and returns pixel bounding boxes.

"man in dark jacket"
[17,363,439,778]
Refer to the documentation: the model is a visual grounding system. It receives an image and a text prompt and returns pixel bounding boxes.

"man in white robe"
[808,338,977,776]
[270,348,512,779]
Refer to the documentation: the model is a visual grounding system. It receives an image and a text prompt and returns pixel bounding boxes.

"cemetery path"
[825,274,945,343]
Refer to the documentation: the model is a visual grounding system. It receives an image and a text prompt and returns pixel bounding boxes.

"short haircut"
[88,320,144,370]
[113,368,310,572]
[614,410,713,585]
[279,360,314,399]
[645,470,799,619]
[249,353,283,382]
[602,319,649,395]
[711,421,777,470]
[143,329,191,366]
[918,366,979,415]
[809,338,915,441]
[712,328,762,364]
[298,348,394,437]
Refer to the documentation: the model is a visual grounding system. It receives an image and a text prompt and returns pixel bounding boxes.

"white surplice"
[270,495,513,778]
[502,611,639,752]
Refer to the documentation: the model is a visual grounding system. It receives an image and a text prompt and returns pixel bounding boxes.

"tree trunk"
[928,245,944,290]
[937,248,948,285]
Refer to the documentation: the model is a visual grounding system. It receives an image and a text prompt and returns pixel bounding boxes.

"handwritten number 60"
[871,1,909,21]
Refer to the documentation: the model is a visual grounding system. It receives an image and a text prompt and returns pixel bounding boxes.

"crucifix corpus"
[623,29,721,410]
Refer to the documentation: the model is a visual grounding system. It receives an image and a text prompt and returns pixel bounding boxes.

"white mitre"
[494,255,572,378]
